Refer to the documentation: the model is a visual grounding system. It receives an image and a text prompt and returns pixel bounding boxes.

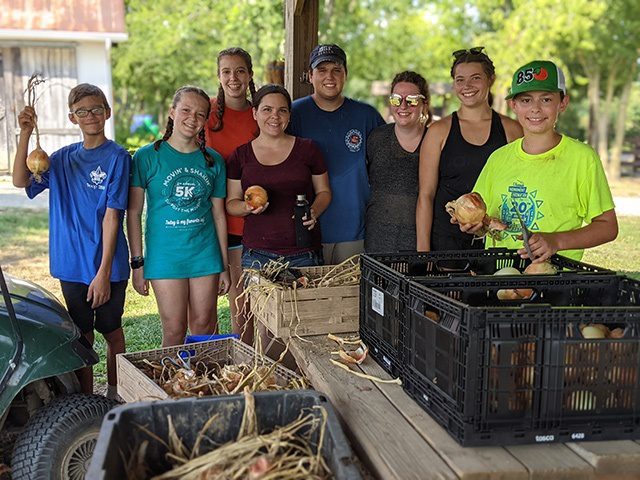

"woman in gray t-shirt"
[365,71,431,253]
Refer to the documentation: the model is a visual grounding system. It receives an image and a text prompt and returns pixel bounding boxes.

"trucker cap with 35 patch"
[505,60,566,100]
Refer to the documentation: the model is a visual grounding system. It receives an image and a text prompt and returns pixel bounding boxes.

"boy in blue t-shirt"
[13,84,131,399]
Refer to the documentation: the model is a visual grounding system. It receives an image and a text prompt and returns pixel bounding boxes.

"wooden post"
[285,0,319,100]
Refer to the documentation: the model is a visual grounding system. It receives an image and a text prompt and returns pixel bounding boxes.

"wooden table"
[289,334,640,480]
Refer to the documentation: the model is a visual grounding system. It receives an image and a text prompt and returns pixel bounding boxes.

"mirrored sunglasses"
[452,46,485,59]
[388,93,425,107]
[70,106,106,118]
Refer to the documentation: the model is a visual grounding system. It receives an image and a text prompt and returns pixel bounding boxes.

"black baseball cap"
[309,44,347,70]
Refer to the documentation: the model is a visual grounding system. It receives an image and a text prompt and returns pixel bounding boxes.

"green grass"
[582,216,640,280]
[0,207,231,384]
[1,207,639,383]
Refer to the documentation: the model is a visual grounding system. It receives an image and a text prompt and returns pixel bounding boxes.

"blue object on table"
[180,333,240,360]
[185,333,239,344]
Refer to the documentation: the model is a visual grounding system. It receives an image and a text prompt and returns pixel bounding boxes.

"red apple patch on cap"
[533,67,548,81]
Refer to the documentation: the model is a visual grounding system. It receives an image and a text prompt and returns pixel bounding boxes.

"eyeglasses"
[70,106,106,118]
[388,93,425,107]
[452,46,485,59]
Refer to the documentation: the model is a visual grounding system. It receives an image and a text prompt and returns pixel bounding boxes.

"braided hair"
[391,70,433,126]
[450,49,496,106]
[154,86,215,167]
[211,47,256,132]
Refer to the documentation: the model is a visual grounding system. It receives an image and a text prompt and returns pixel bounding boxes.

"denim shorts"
[241,247,323,269]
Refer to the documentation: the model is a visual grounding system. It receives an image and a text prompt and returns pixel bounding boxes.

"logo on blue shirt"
[87,166,107,190]
[344,129,363,152]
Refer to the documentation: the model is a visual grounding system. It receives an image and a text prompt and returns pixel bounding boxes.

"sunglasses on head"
[388,93,425,107]
[452,46,485,59]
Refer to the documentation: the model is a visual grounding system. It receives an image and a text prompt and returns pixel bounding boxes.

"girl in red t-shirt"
[205,47,258,341]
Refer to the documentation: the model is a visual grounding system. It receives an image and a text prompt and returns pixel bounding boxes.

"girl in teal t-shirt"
[128,86,229,347]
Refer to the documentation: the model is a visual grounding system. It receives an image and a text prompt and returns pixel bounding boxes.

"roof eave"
[0,29,128,43]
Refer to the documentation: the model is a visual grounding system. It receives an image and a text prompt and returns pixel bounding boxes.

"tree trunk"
[609,62,637,180]
[586,67,601,148]
[597,66,616,167]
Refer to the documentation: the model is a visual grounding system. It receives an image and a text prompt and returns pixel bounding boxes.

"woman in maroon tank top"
[416,47,523,251]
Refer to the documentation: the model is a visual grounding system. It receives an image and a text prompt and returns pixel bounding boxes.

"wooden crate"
[117,337,301,403]
[247,265,359,338]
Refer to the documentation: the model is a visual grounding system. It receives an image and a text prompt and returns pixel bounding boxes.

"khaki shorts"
[322,240,364,265]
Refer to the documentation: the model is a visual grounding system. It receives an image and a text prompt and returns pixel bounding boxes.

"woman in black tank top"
[416,47,522,251]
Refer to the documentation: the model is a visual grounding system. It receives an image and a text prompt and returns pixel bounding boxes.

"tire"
[10,394,117,480]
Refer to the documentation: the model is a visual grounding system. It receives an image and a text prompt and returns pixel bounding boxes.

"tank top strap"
[443,111,462,148]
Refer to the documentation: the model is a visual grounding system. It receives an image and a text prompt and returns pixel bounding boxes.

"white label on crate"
[535,434,555,443]
[382,355,391,368]
[571,432,585,440]
[372,287,384,316]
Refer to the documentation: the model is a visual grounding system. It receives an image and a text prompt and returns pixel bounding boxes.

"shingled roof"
[0,0,127,41]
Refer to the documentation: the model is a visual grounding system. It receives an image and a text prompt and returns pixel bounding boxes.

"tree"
[112,0,284,143]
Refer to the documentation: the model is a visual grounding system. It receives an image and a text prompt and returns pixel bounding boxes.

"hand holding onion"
[23,73,49,183]
[446,192,507,239]
[244,185,269,214]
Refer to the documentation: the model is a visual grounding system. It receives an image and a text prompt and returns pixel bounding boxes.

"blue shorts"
[241,248,323,270]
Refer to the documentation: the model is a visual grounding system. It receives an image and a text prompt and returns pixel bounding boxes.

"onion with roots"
[24,73,49,182]
[445,192,486,224]
[445,192,508,241]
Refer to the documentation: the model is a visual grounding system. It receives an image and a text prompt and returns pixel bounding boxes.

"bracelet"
[130,256,144,269]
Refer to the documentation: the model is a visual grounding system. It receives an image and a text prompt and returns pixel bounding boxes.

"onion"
[27,145,50,180]
[608,327,625,339]
[445,192,486,224]
[494,267,521,275]
[244,185,268,209]
[524,261,557,275]
[24,73,50,183]
[497,288,533,300]
[581,325,607,339]
[567,390,596,411]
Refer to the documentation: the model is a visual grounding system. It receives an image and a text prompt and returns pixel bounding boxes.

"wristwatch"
[130,256,144,269]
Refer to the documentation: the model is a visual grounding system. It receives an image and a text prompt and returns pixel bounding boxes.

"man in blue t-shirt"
[289,44,385,264]
[13,84,130,400]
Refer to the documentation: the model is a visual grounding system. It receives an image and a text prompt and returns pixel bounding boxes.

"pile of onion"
[244,185,268,209]
[24,73,49,183]
[445,192,507,240]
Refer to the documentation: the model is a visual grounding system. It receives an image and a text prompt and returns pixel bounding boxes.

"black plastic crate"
[403,275,640,446]
[363,248,613,279]
[87,390,362,479]
[359,249,612,378]
[359,256,405,377]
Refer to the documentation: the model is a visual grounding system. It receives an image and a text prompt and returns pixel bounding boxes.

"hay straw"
[127,391,332,480]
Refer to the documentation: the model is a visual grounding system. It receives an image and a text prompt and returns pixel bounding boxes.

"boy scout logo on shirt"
[90,166,107,185]
[344,129,363,152]
[87,166,107,190]
[162,168,211,213]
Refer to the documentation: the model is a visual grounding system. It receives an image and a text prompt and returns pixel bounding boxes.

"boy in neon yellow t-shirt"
[457,60,617,262]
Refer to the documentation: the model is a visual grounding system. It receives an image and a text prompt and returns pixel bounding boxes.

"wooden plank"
[566,441,640,478]
[284,0,317,100]
[360,358,529,480]
[290,336,459,480]
[506,444,595,479]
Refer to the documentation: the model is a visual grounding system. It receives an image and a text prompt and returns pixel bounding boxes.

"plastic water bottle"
[294,194,312,248]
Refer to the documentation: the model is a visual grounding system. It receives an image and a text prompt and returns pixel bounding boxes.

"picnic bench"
[289,334,640,480]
